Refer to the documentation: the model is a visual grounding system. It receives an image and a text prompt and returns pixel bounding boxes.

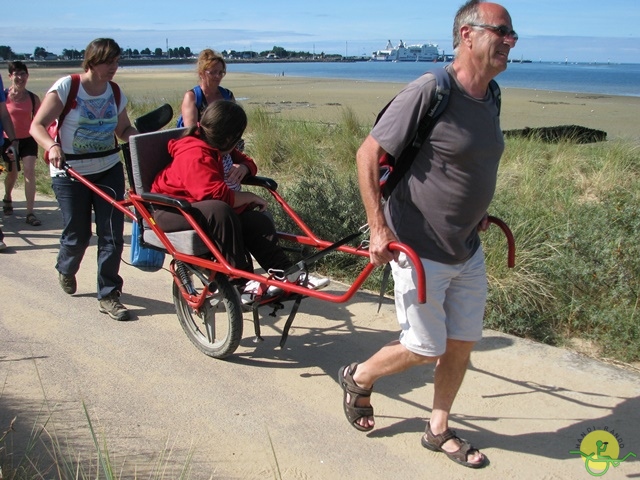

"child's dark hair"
[188,100,247,151]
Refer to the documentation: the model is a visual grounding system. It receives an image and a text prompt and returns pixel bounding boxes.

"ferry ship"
[371,40,440,62]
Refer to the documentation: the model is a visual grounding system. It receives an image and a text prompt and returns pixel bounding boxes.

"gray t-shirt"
[371,65,504,264]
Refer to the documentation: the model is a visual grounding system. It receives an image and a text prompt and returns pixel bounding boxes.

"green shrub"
[485,138,640,361]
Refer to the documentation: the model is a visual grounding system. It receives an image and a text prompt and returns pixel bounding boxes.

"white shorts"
[391,247,487,357]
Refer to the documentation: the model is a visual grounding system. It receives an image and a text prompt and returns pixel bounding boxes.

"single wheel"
[174,271,243,358]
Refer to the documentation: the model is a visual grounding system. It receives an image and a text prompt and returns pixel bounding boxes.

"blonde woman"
[179,49,235,127]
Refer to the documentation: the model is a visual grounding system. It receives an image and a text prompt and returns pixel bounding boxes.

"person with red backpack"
[30,38,139,321]
[2,61,42,226]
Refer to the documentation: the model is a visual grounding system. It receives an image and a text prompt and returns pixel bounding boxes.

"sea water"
[130,61,640,97]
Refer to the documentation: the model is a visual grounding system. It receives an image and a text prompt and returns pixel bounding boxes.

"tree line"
[0,45,195,61]
[0,44,334,62]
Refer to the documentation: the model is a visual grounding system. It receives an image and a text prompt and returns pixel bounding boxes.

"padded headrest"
[129,127,188,193]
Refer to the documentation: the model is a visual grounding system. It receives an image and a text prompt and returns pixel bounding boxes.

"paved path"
[1,189,639,479]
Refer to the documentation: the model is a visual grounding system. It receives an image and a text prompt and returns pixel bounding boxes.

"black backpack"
[377,67,501,199]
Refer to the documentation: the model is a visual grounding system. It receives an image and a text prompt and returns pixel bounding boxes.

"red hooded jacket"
[151,134,258,211]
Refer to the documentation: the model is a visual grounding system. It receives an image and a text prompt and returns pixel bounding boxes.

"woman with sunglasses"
[179,49,236,127]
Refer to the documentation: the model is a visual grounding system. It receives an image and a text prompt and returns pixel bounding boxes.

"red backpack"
[45,74,121,163]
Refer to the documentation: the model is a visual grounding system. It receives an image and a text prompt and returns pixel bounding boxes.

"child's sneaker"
[298,273,330,290]
[241,280,283,305]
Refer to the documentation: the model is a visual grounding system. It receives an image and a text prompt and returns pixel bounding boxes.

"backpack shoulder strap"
[59,74,81,127]
[411,67,450,149]
[108,82,122,148]
[374,68,449,137]
[175,86,201,128]
[27,90,36,117]
[219,86,232,100]
[489,78,501,115]
[49,74,80,146]
[193,85,204,109]
[109,81,121,110]
[381,68,450,198]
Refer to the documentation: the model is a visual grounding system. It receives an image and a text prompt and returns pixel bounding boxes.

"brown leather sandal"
[338,363,374,432]
[421,421,488,469]
[26,213,41,226]
[3,198,13,215]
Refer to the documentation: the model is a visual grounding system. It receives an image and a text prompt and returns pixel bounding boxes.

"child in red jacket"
[152,100,328,302]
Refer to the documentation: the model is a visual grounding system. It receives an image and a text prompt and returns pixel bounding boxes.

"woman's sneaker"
[241,280,283,305]
[99,291,131,321]
[59,273,77,295]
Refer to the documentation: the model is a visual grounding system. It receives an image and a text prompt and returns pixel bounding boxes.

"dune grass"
[486,138,640,362]
[0,360,197,480]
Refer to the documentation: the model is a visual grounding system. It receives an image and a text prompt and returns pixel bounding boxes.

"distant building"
[35,53,59,61]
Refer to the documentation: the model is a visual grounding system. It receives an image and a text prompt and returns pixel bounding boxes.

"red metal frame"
[64,164,516,310]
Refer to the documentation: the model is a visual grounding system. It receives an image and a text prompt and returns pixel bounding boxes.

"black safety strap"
[279,295,304,348]
[252,304,263,342]
[377,263,392,313]
[64,146,121,161]
[281,231,362,278]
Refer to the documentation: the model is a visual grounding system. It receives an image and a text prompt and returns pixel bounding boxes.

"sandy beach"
[25,67,640,141]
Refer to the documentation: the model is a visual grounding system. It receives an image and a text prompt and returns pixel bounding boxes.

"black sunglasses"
[469,23,518,41]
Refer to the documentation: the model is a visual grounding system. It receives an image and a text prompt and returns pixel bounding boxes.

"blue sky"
[2,0,639,63]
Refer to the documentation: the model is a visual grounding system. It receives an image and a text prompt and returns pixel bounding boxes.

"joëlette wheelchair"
[61,104,515,359]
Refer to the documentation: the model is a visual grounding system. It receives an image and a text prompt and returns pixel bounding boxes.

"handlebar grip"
[487,216,516,268]
[388,242,427,304]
